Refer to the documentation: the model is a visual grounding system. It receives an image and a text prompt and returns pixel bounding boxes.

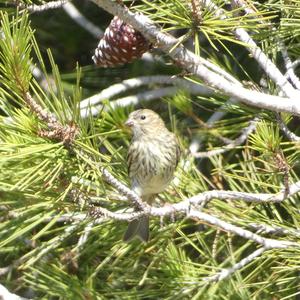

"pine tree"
[0,1,300,299]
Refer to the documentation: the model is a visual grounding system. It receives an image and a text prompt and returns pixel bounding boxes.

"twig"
[25,92,57,126]
[71,176,128,201]
[81,87,179,117]
[81,85,212,118]
[189,98,237,154]
[203,247,266,282]
[188,210,297,248]
[24,92,79,146]
[212,229,221,259]
[276,113,300,142]
[249,223,300,238]
[63,2,103,38]
[101,168,149,211]
[77,222,94,251]
[290,59,300,71]
[230,0,257,15]
[192,117,258,158]
[79,75,213,110]
[90,0,300,116]
[280,42,300,90]
[25,0,68,12]
[0,283,28,300]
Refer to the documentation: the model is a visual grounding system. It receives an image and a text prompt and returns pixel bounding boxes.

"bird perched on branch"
[123,109,180,242]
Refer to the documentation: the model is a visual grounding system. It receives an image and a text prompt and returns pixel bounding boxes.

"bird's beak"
[125,118,134,127]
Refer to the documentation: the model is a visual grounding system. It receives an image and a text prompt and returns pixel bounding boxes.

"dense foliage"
[0,0,300,299]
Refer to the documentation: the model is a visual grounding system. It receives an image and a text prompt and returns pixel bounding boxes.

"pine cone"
[93,16,150,68]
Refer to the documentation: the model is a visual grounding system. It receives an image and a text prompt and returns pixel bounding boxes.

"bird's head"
[125,109,166,139]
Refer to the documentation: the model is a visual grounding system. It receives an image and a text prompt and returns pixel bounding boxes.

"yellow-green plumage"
[123,109,180,242]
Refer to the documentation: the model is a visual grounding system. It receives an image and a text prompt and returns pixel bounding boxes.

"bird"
[123,109,180,242]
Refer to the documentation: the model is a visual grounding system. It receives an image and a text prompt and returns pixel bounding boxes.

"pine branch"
[280,42,300,90]
[62,2,104,38]
[193,117,259,158]
[80,75,212,110]
[276,113,300,142]
[90,0,300,115]
[203,247,266,282]
[1,4,300,298]
[24,0,68,12]
[0,283,28,300]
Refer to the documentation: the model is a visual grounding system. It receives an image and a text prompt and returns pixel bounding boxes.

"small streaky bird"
[123,109,180,242]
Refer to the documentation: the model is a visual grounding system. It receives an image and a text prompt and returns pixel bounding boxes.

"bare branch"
[276,113,300,142]
[203,247,266,282]
[90,205,298,247]
[231,0,300,93]
[249,223,300,238]
[81,87,178,118]
[189,98,237,153]
[63,2,103,38]
[77,222,94,251]
[290,59,300,70]
[230,0,257,15]
[89,203,298,248]
[81,85,212,118]
[70,166,300,253]
[25,0,68,12]
[85,171,300,247]
[188,210,297,248]
[99,189,299,251]
[0,283,28,300]
[193,117,258,158]
[101,168,150,212]
[80,75,212,110]
[280,42,300,90]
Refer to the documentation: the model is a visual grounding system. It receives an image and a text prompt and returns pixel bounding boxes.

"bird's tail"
[123,216,149,242]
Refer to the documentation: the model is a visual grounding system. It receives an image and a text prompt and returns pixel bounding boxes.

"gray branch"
[276,113,300,142]
[26,0,68,12]
[63,2,103,38]
[203,247,266,282]
[193,117,259,158]
[280,42,300,90]
[79,75,213,117]
[249,223,300,238]
[0,283,28,300]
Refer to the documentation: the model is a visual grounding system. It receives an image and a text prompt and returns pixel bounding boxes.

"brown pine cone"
[92,16,150,67]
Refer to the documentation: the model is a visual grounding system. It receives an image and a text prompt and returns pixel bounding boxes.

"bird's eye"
[140,115,146,120]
